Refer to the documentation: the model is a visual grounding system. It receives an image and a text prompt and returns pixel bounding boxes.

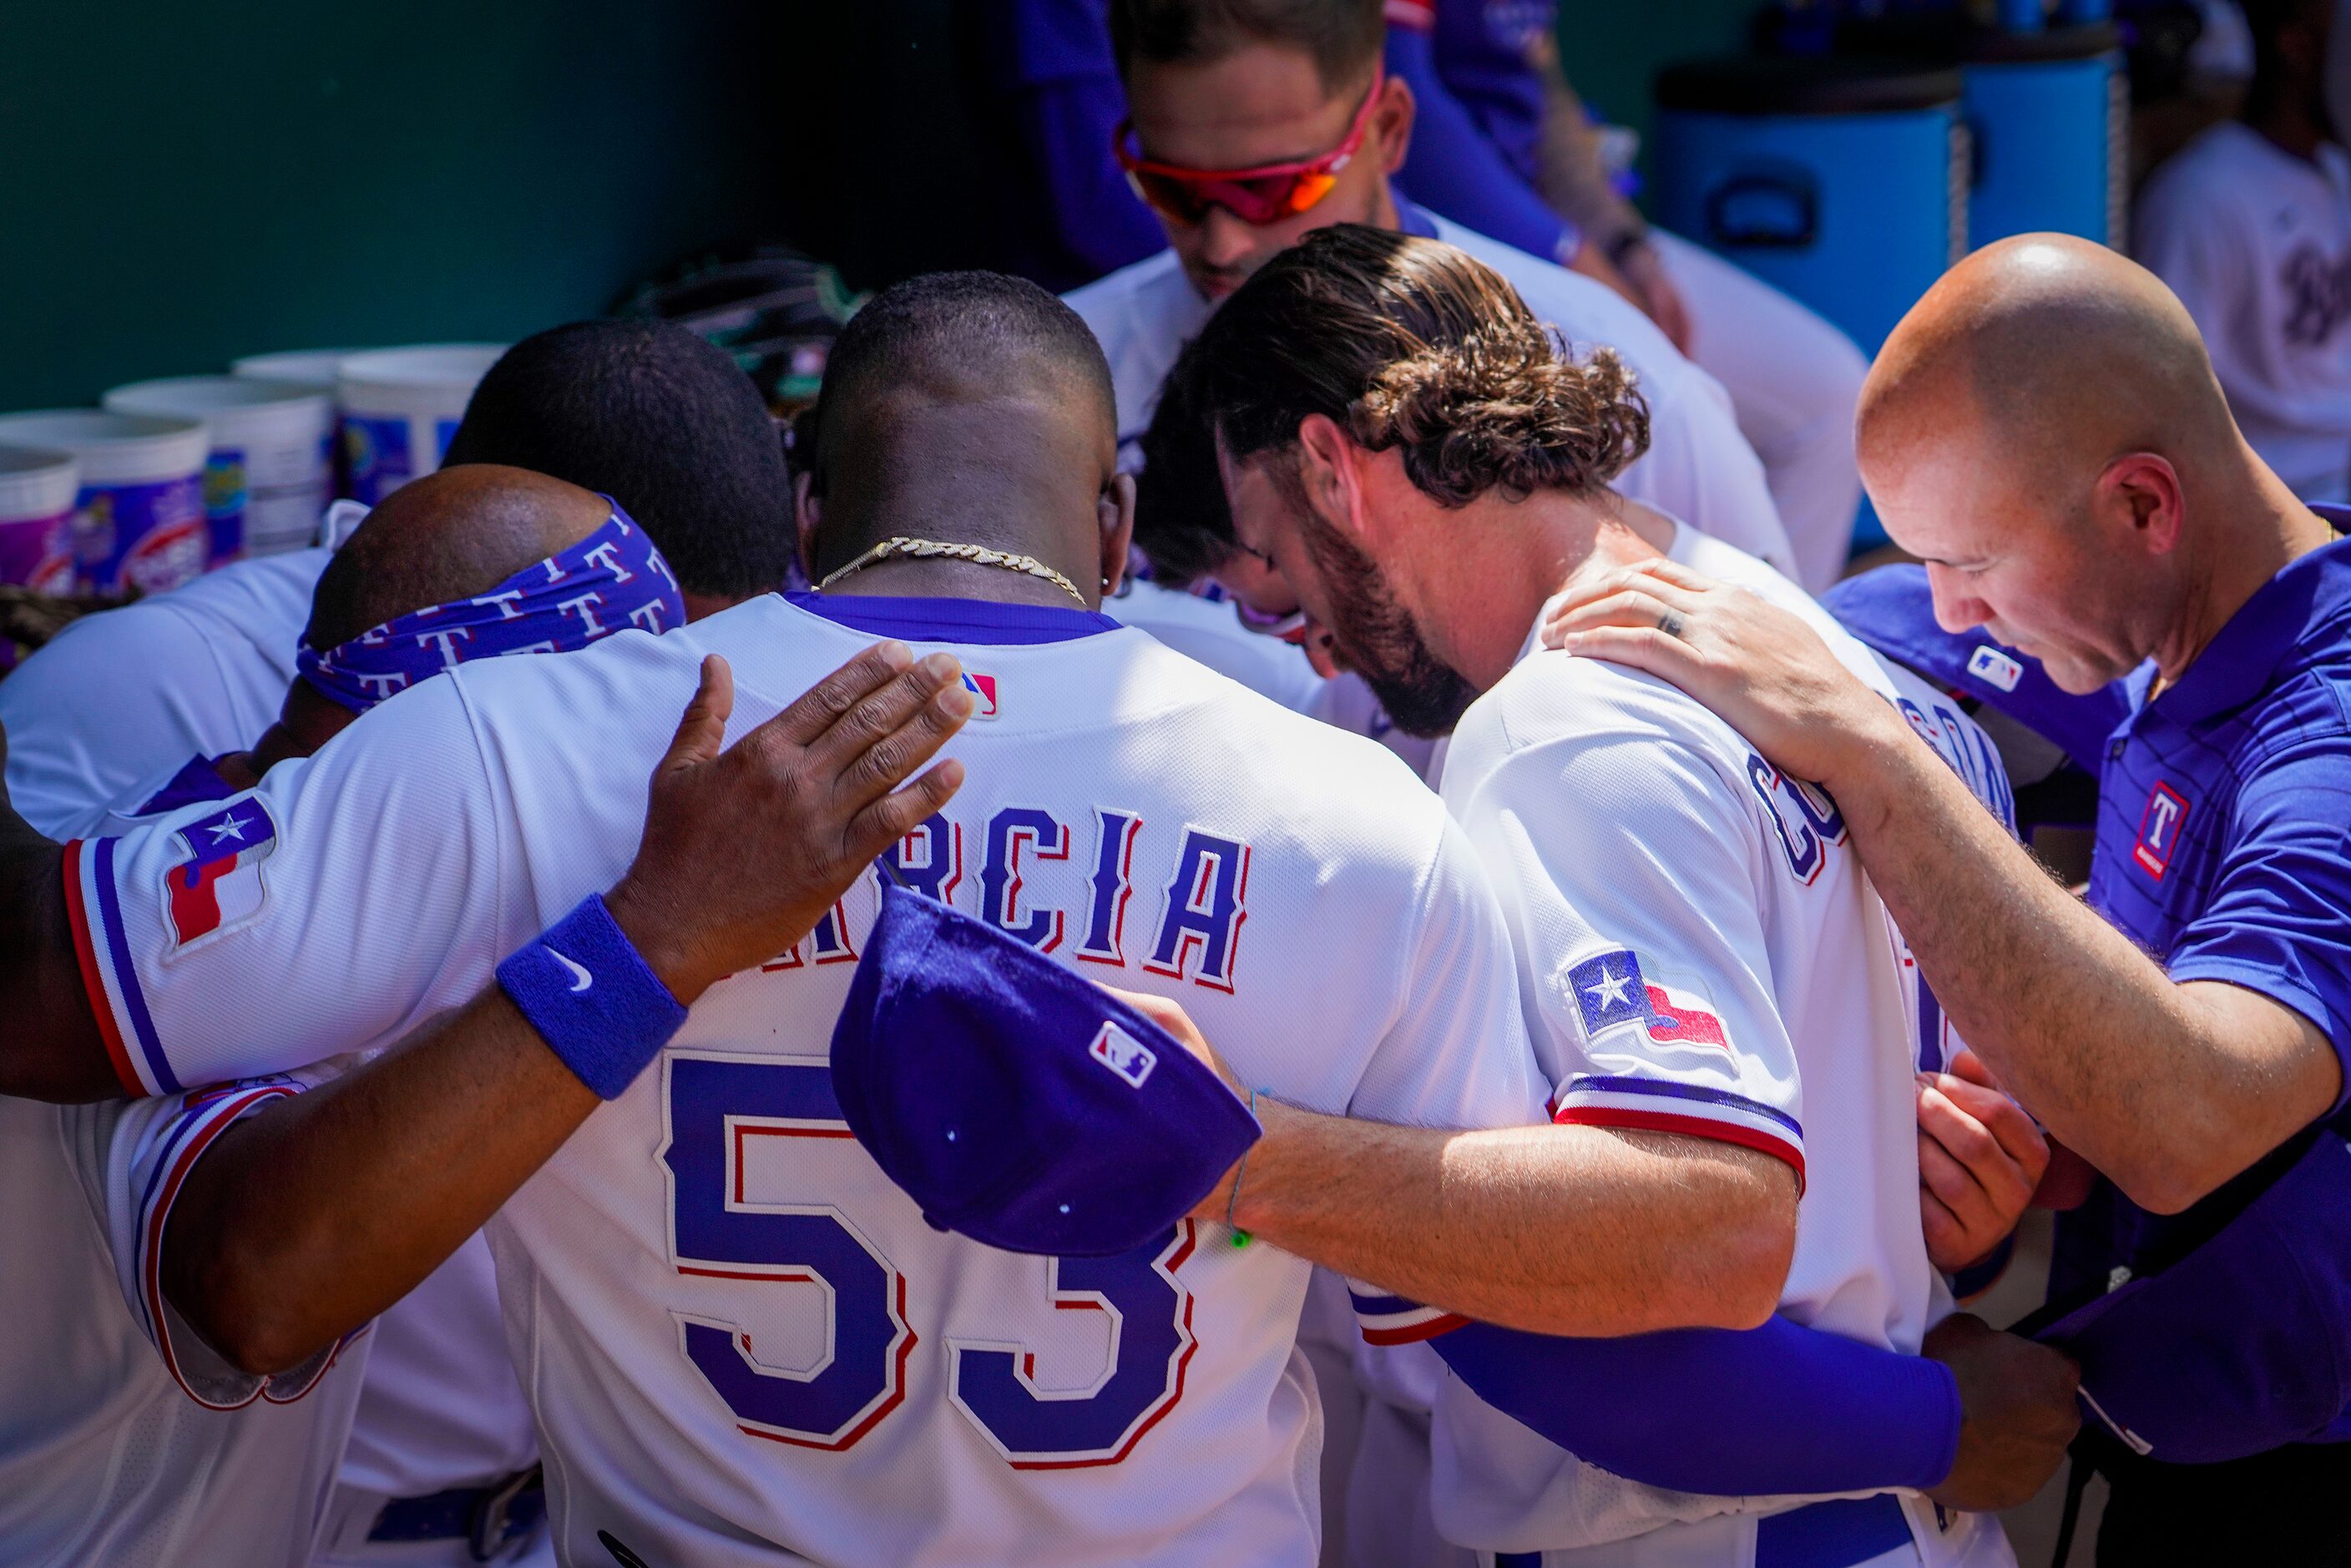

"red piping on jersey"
[1556,1105,1808,1196]
[1361,1310,1471,1346]
[61,840,144,1098]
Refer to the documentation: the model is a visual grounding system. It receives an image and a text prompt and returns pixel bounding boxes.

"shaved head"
[306,464,610,650]
[1860,235,2237,497]
[1856,235,2293,691]
[796,271,1126,602]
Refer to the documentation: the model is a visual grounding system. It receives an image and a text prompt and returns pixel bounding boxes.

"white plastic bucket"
[0,411,210,594]
[230,347,361,392]
[232,347,370,503]
[336,343,504,505]
[0,445,80,594]
[105,377,334,561]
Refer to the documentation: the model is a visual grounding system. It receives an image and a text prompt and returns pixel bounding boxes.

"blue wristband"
[497,894,689,1100]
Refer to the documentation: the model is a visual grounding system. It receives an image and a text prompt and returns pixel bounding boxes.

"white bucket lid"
[338,344,507,418]
[0,410,209,487]
[0,444,80,523]
[230,348,367,393]
[104,376,333,448]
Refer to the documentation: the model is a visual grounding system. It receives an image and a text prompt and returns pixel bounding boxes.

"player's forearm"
[0,807,114,1102]
[1829,728,2338,1210]
[164,988,598,1375]
[1227,1103,1792,1336]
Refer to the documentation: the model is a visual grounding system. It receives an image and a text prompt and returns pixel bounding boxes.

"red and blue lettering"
[1144,829,1251,992]
[1075,809,1143,968]
[980,807,1070,951]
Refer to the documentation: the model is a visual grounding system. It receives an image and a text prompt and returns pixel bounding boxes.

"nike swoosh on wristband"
[549,948,594,993]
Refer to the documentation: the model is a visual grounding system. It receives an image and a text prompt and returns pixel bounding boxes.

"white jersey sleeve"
[1454,695,1807,1186]
[0,550,324,837]
[63,672,527,1096]
[1339,813,1549,1350]
[94,1070,347,1409]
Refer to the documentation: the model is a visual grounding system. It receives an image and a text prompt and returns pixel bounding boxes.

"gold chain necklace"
[817,536,1090,608]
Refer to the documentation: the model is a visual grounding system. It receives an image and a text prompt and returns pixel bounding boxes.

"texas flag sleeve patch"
[162,800,278,947]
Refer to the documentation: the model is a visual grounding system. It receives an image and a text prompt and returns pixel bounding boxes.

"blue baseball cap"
[2027,1129,2351,1462]
[1823,565,2131,776]
[830,883,1261,1257]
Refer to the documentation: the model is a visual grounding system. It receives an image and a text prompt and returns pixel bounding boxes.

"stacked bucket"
[0,343,502,598]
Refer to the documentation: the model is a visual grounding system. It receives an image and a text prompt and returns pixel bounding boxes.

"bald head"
[1860,235,2237,490]
[306,464,610,650]
[1855,235,2319,693]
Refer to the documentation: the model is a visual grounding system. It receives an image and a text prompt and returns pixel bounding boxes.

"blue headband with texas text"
[296,498,685,713]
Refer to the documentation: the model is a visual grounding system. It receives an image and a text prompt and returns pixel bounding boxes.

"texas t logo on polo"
[2133,781,2190,879]
[962,671,999,719]
[1570,948,1731,1050]
[163,799,278,948]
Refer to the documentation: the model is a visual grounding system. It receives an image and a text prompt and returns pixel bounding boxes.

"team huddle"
[9,2,2351,1566]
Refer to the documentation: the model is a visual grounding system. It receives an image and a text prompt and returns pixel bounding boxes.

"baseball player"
[0,318,796,851]
[1133,224,2078,1565]
[0,468,682,1567]
[1065,0,1794,711]
[0,273,1574,1565]
[1543,234,2351,1564]
[2137,0,2351,503]
[1384,0,1871,591]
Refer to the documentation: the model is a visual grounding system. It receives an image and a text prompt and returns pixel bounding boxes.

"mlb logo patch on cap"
[961,672,999,718]
[1090,1021,1158,1089]
[832,884,1259,1257]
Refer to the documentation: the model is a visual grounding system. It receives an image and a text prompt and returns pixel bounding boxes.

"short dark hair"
[442,319,793,599]
[1146,225,1649,575]
[802,270,1115,488]
[1110,0,1384,91]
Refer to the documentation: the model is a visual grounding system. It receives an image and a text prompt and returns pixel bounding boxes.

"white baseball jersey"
[0,547,326,836]
[76,761,545,1560]
[1064,206,1797,578]
[1105,575,1323,711]
[63,591,1542,1566]
[2136,122,2351,503]
[1421,525,2007,1565]
[0,1076,367,1568]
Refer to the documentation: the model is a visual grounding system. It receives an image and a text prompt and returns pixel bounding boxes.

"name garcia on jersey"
[758,807,1251,994]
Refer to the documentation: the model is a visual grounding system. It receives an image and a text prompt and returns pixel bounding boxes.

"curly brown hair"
[1137,225,1649,581]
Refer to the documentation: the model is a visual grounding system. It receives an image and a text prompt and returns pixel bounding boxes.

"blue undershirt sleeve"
[1433,1316,1962,1496]
[1385,24,1580,266]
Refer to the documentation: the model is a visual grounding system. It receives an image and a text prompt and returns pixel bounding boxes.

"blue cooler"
[1653,57,1967,359]
[1961,23,2126,248]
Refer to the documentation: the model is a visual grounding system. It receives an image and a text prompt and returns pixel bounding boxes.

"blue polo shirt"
[2053,521,2351,1321]
[2086,525,2351,1090]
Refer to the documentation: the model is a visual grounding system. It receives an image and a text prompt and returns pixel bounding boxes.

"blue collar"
[2144,516,2351,727]
[137,754,239,817]
[1394,195,1440,239]
[785,593,1122,645]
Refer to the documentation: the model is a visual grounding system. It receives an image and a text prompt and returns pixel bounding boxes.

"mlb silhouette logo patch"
[962,672,999,719]
[1966,645,2023,692]
[1089,1019,1157,1089]
[2133,781,2189,879]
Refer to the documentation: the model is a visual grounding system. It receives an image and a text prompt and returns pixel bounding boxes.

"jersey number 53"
[660,1054,1196,1467]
